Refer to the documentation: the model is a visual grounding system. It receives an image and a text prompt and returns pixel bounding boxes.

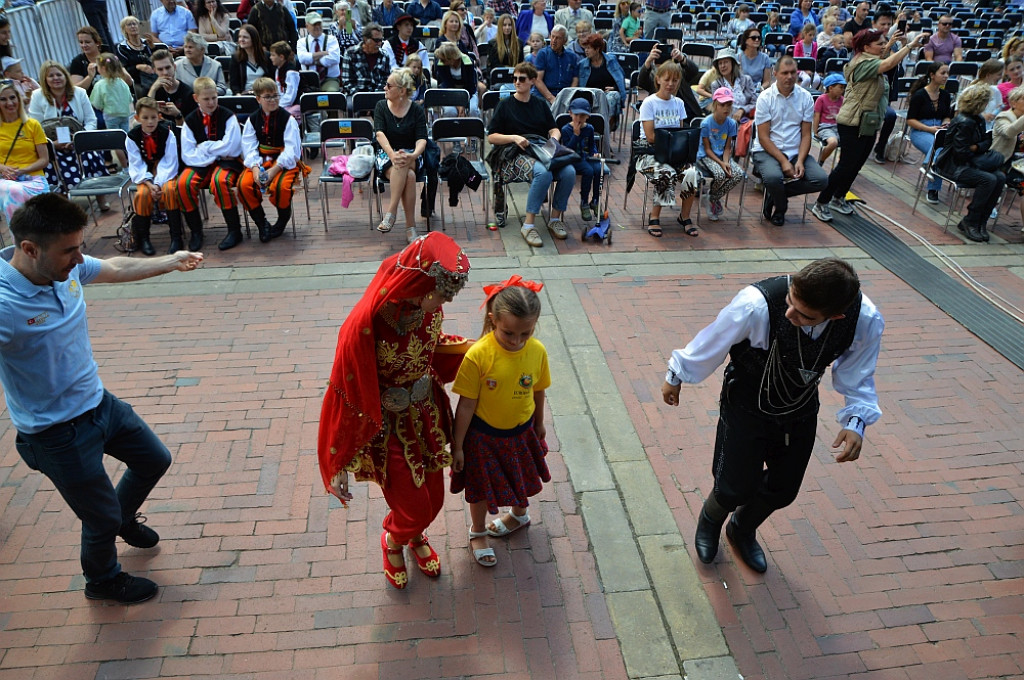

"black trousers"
[873,106,897,158]
[818,124,875,205]
[955,166,1006,229]
[80,0,115,52]
[710,395,819,513]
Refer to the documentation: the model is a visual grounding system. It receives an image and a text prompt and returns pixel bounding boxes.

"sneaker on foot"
[810,201,833,222]
[521,224,543,247]
[872,153,886,165]
[580,203,593,221]
[119,513,159,548]
[926,190,940,204]
[85,572,158,604]
[829,197,854,215]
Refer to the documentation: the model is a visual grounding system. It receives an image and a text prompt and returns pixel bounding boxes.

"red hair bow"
[481,275,544,306]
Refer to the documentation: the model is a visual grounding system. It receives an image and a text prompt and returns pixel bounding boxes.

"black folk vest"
[126,121,172,175]
[726,275,861,419]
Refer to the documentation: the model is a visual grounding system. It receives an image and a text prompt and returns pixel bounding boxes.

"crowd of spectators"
[0,0,1021,247]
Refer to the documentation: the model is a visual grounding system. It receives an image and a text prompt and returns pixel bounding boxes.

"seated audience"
[906,63,951,205]
[533,25,578,104]
[560,97,603,221]
[148,49,198,125]
[0,80,49,222]
[923,15,962,64]
[342,24,390,93]
[382,14,430,71]
[433,44,481,115]
[697,87,745,222]
[175,33,228,95]
[117,15,157,97]
[231,24,272,94]
[124,97,183,255]
[247,0,298,53]
[149,0,197,57]
[516,0,553,43]
[195,0,238,56]
[297,12,342,92]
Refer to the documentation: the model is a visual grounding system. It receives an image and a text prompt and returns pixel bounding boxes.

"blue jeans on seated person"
[14,390,172,584]
[909,119,943,192]
[526,160,576,215]
[572,158,602,205]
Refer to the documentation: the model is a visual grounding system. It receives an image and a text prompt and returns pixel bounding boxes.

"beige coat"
[991,108,1024,161]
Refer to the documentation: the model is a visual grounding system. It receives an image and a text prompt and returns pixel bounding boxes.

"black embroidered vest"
[386,36,421,66]
[184,105,235,144]
[126,121,172,174]
[726,275,861,418]
[249,107,292,149]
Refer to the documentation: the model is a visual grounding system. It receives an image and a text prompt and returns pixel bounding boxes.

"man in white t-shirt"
[751,56,828,226]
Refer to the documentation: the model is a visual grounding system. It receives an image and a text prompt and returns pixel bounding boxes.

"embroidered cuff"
[844,415,865,437]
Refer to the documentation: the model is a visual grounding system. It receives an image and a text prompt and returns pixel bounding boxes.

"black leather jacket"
[946,113,990,165]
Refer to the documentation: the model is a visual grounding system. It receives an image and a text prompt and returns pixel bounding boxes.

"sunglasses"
[513,75,529,82]
[939,20,952,25]
[371,36,384,42]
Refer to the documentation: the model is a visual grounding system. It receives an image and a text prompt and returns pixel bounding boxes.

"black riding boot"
[249,206,272,242]
[183,209,204,251]
[694,492,729,564]
[166,210,184,254]
[269,206,290,239]
[726,498,775,574]
[218,208,244,251]
[132,214,155,256]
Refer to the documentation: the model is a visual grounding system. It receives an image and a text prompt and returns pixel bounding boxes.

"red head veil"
[317,233,470,496]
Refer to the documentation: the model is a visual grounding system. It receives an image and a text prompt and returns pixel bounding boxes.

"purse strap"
[3,120,25,166]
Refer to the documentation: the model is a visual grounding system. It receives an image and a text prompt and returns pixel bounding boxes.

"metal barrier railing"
[7,0,130,83]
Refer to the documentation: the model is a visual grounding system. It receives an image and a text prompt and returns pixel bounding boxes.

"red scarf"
[202,112,215,139]
[142,131,157,160]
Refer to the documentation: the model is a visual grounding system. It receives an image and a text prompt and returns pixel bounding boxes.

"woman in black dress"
[374,67,428,244]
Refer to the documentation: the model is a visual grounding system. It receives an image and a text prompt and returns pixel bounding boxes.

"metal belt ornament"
[381,374,432,412]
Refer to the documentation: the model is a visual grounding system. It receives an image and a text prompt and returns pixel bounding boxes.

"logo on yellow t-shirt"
[518,373,533,389]
[486,379,497,390]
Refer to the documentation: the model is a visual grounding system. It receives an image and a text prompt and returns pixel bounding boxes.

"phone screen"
[897,19,907,33]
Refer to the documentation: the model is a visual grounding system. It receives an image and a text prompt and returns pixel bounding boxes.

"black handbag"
[654,127,699,167]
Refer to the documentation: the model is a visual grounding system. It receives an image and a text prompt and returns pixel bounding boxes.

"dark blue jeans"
[572,158,602,205]
[15,391,171,584]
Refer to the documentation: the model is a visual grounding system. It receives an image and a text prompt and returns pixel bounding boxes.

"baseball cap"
[712,87,734,103]
[1,57,21,72]
[305,11,324,24]
[569,97,591,115]
[823,73,847,89]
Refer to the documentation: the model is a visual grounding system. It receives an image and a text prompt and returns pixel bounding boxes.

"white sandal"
[377,212,395,233]
[406,226,418,244]
[469,529,496,567]
[486,510,530,537]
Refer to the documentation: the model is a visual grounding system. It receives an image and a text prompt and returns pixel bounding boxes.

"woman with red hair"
[318,233,471,589]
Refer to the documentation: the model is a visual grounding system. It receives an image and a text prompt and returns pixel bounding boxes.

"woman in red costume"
[318,232,471,589]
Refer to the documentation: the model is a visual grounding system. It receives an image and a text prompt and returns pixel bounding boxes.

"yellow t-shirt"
[452,331,551,430]
[0,118,46,176]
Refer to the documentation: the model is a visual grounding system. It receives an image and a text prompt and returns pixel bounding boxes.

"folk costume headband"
[481,275,543,307]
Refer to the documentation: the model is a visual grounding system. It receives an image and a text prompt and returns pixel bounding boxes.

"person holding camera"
[637,44,702,119]
[811,28,927,223]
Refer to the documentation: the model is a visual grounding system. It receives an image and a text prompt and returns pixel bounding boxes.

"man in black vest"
[661,258,884,573]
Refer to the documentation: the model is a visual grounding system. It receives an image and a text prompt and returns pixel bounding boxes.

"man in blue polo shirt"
[0,194,204,604]
[534,25,579,104]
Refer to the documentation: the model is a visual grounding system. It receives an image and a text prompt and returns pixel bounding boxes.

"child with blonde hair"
[451,277,551,567]
[91,52,134,168]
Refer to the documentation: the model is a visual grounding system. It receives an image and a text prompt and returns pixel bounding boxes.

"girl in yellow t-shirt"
[451,276,551,567]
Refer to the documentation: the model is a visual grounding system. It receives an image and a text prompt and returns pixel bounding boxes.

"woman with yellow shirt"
[0,80,49,223]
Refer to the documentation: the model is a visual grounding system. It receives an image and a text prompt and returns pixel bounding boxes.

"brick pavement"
[1,148,1023,680]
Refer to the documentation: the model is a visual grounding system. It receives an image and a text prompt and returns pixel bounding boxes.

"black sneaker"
[85,572,158,604]
[119,513,159,548]
[926,190,940,204]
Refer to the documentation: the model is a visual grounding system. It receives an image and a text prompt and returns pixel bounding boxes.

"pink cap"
[712,87,734,103]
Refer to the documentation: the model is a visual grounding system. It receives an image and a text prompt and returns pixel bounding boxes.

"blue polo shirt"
[534,46,578,95]
[0,248,104,434]
[150,5,197,49]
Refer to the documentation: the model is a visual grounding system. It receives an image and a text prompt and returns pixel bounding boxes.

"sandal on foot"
[377,212,395,233]
[487,510,530,537]
[381,531,408,589]
[406,226,418,244]
[647,218,662,238]
[678,216,698,237]
[408,534,441,577]
[469,529,496,567]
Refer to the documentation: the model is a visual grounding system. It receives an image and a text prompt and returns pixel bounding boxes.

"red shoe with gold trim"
[408,534,441,577]
[381,531,408,589]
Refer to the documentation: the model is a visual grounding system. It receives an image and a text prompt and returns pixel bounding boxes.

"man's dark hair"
[775,54,797,71]
[9,194,88,248]
[874,3,894,21]
[151,48,173,65]
[791,258,861,317]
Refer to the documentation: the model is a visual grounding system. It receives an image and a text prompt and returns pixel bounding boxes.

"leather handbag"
[40,116,85,141]
[654,127,698,167]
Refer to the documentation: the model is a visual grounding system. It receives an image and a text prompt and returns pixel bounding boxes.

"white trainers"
[810,201,833,222]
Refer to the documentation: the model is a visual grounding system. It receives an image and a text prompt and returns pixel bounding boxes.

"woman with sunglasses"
[374,68,428,242]
[738,28,772,90]
[486,62,575,246]
[0,80,49,223]
[607,0,631,53]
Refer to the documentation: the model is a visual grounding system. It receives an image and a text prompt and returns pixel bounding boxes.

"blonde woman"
[373,68,428,242]
[939,84,1006,242]
[0,80,49,222]
[489,13,523,69]
[28,61,108,197]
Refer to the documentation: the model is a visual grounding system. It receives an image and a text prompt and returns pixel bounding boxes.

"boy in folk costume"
[125,97,184,256]
[174,77,246,251]
[237,77,310,242]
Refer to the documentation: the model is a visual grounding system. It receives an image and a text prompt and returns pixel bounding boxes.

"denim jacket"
[576,54,627,111]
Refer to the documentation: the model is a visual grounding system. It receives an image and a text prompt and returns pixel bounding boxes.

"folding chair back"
[351,91,386,116]
[431,117,491,231]
[219,95,260,119]
[318,118,377,232]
